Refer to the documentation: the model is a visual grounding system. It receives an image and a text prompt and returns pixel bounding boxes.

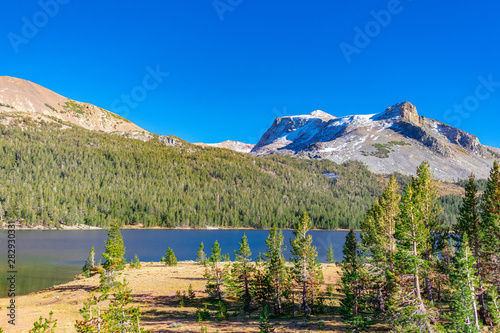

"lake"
[0,229,358,297]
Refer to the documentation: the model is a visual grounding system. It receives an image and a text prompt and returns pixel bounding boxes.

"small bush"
[130,254,141,269]
[215,301,228,322]
[29,311,57,333]
[196,305,211,322]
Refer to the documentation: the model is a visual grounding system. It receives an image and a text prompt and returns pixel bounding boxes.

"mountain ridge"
[250,101,497,180]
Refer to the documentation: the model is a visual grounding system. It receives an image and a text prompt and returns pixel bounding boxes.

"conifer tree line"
[0,121,472,230]
[338,160,500,332]
[201,211,326,320]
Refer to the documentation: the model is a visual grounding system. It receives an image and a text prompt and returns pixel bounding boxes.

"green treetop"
[164,248,177,267]
[289,211,322,316]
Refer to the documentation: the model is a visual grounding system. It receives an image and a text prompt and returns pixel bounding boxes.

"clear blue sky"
[1,1,499,147]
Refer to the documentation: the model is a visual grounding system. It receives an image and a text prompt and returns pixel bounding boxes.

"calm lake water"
[0,229,358,297]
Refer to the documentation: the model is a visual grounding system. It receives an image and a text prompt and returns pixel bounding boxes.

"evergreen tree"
[488,286,500,332]
[289,211,322,315]
[232,234,254,314]
[196,242,207,265]
[164,248,177,267]
[258,305,275,333]
[412,162,442,303]
[101,221,126,289]
[326,244,335,264]
[76,279,149,332]
[338,229,370,332]
[82,247,96,278]
[455,173,488,318]
[447,236,481,332]
[482,161,500,223]
[360,175,400,313]
[263,226,287,315]
[130,254,141,269]
[481,161,500,288]
[204,240,226,301]
[392,163,437,332]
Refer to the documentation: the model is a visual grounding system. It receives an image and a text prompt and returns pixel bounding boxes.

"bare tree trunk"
[302,282,310,315]
[425,277,433,303]
[276,275,282,315]
[377,285,385,312]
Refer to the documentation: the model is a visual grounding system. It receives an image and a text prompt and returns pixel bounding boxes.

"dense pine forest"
[0,118,486,229]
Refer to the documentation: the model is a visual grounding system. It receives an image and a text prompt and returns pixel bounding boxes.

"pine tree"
[82,247,96,278]
[481,161,500,288]
[455,173,487,318]
[413,162,442,303]
[101,221,126,289]
[263,226,287,315]
[204,240,226,301]
[392,163,437,332]
[196,242,207,265]
[488,286,500,332]
[258,305,275,333]
[164,248,177,267]
[76,279,149,332]
[232,234,254,314]
[360,175,400,313]
[289,211,322,316]
[482,161,500,222]
[338,229,370,332]
[326,244,335,264]
[447,236,481,332]
[130,254,141,269]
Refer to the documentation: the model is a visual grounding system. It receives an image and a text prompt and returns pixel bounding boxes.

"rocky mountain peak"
[377,101,423,125]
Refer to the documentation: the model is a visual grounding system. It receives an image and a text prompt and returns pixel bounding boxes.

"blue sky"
[1,1,499,147]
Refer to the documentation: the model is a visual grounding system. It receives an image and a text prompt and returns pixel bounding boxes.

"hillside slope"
[0,76,149,140]
[0,119,388,229]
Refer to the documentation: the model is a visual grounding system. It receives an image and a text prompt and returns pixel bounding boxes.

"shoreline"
[0,221,354,232]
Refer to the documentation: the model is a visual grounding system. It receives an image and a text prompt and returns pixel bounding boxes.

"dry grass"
[0,262,356,332]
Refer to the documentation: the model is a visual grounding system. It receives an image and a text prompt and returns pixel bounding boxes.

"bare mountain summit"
[251,102,500,180]
[0,76,150,140]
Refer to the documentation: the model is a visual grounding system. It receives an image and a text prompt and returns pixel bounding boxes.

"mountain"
[251,102,499,181]
[194,140,255,153]
[0,76,150,140]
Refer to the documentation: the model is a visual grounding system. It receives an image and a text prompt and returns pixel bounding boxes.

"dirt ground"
[0,262,352,333]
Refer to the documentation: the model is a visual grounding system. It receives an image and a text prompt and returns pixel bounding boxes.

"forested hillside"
[0,118,481,229]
